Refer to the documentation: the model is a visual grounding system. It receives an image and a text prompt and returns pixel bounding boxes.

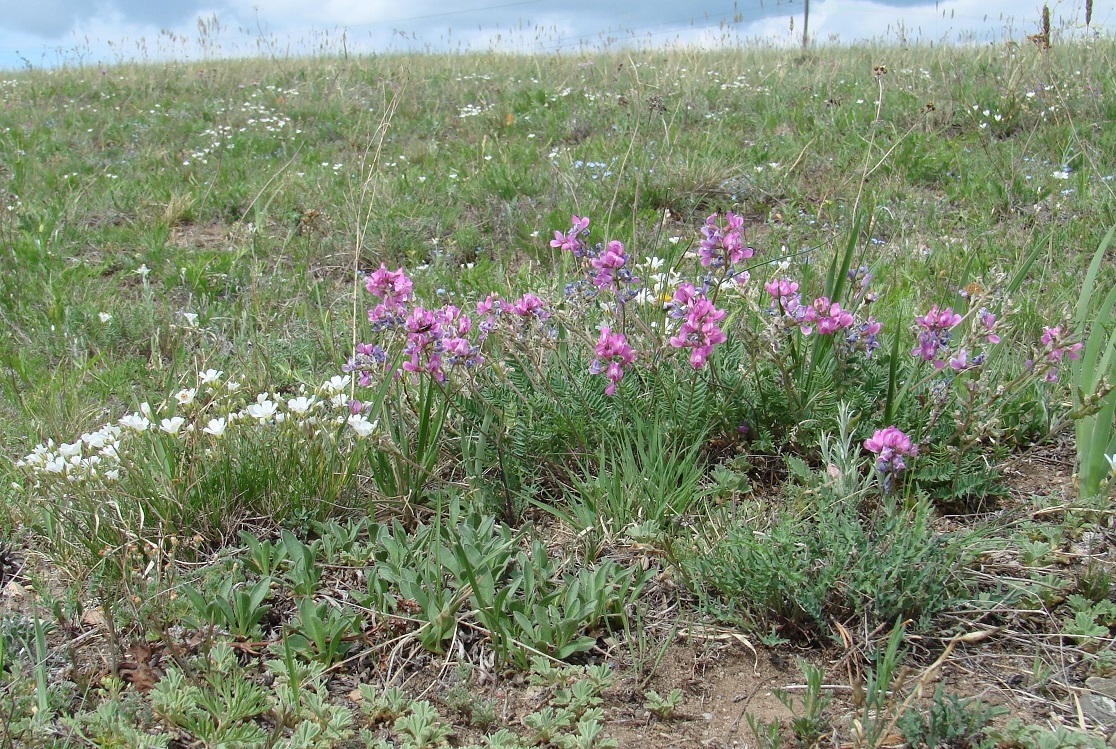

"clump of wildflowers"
[590,327,635,395]
[864,425,916,491]
[16,371,376,491]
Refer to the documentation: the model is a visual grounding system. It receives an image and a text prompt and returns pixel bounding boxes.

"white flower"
[226,380,241,392]
[59,441,82,458]
[98,312,112,323]
[199,369,223,385]
[321,375,351,395]
[329,393,349,409]
[175,388,197,406]
[642,256,665,270]
[347,413,376,437]
[140,402,153,418]
[119,413,150,432]
[246,394,278,422]
[82,430,107,449]
[100,443,119,460]
[159,417,186,435]
[287,396,316,415]
[1107,454,1116,472]
[203,417,227,437]
[104,469,120,481]
[182,312,199,326]
[135,263,150,279]
[44,456,66,473]
[1052,169,1070,180]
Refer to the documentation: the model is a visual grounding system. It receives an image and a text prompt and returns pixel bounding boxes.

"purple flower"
[844,316,882,357]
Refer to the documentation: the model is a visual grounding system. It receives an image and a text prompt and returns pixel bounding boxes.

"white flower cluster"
[16,423,124,484]
[16,371,378,489]
[631,256,684,307]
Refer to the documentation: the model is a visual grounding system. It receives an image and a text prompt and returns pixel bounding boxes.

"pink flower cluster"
[912,305,963,368]
[764,278,801,313]
[668,283,727,369]
[366,264,414,327]
[550,215,590,257]
[699,211,754,269]
[1037,325,1082,382]
[977,308,1001,345]
[864,425,916,488]
[590,327,635,395]
[763,279,854,337]
[590,240,629,289]
[799,296,854,335]
[358,264,488,383]
[474,292,551,342]
[402,304,482,382]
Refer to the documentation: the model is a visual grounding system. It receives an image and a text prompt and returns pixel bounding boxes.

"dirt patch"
[606,642,794,748]
[171,220,234,250]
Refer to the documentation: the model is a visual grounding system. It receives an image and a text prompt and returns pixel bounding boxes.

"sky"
[0,0,1108,70]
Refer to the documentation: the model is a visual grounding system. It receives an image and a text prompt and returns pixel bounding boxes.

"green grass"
[2,32,1116,749]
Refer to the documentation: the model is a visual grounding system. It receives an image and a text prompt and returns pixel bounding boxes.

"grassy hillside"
[1,36,1115,747]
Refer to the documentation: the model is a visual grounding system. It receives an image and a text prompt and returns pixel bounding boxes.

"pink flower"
[672,282,699,308]
[365,264,413,305]
[1039,325,1083,381]
[948,348,981,371]
[864,425,917,488]
[801,296,854,336]
[508,293,549,319]
[699,212,753,268]
[765,278,803,324]
[912,304,963,367]
[365,264,414,327]
[669,295,727,369]
[550,215,590,256]
[590,326,635,395]
[401,304,482,381]
[978,308,1001,345]
[590,240,629,289]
